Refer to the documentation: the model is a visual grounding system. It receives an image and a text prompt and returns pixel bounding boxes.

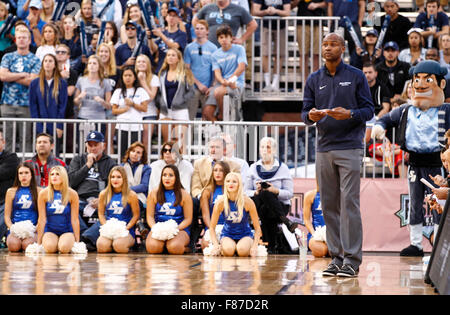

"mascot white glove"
[371,124,386,140]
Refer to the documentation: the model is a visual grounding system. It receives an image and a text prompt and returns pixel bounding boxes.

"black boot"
[280,216,298,233]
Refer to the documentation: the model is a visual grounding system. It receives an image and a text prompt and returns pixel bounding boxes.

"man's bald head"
[323,33,345,46]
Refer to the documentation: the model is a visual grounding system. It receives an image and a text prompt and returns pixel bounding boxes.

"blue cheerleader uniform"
[155,190,190,236]
[12,186,38,225]
[206,185,225,230]
[105,192,135,238]
[7,186,38,237]
[307,192,326,246]
[45,190,73,236]
[220,200,253,241]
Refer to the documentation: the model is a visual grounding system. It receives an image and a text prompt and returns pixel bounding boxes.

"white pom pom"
[203,224,224,244]
[71,242,88,254]
[99,218,130,240]
[10,220,36,239]
[151,220,179,241]
[256,244,268,257]
[203,243,221,256]
[25,242,45,255]
[312,226,327,243]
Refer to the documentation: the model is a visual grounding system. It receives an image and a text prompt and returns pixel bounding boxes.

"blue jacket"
[121,161,151,196]
[29,78,68,136]
[301,61,374,152]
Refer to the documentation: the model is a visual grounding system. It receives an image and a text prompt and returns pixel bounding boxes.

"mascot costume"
[372,60,449,256]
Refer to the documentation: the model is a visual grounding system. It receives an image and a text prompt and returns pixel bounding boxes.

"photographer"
[245,137,295,254]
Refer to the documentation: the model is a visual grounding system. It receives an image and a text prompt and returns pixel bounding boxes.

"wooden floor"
[0,250,436,295]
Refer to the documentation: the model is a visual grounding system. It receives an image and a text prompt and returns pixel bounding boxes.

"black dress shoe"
[400,245,424,257]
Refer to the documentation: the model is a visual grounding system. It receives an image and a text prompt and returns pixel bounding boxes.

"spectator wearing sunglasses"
[115,21,154,70]
[184,20,218,120]
[148,141,194,193]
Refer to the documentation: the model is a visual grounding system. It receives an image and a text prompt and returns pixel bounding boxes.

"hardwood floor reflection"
[0,251,436,295]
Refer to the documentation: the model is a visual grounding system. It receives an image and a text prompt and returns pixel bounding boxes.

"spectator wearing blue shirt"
[29,54,68,142]
[0,26,41,152]
[203,24,246,121]
[23,0,45,47]
[184,19,218,120]
[150,7,187,73]
[414,0,449,49]
[301,33,374,278]
[115,21,154,70]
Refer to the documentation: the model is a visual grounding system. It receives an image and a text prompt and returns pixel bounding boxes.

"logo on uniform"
[17,195,32,209]
[108,201,124,215]
[49,199,65,214]
[160,202,176,216]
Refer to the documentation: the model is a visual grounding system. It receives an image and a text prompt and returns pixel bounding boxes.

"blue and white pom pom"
[151,219,179,241]
[10,220,36,239]
[99,218,130,240]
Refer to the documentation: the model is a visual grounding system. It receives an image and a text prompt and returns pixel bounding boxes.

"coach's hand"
[327,107,351,120]
[308,108,328,122]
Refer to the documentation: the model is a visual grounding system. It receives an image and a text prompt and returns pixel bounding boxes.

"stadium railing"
[0,118,407,179]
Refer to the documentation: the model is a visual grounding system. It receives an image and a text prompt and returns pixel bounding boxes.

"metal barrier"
[0,117,408,179]
[245,16,340,101]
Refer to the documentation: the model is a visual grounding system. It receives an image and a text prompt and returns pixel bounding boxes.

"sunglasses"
[162,148,172,153]
[126,26,136,30]
[56,50,68,54]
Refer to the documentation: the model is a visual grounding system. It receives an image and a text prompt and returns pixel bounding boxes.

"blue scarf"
[256,159,282,180]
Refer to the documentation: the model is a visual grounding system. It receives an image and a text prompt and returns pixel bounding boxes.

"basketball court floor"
[0,251,436,295]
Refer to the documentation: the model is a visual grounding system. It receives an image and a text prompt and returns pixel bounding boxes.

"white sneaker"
[262,85,273,92]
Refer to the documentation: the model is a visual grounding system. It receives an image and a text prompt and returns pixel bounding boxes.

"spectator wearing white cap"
[398,28,427,65]
[23,0,46,47]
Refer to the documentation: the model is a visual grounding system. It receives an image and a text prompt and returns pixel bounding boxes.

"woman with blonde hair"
[209,172,262,257]
[97,42,117,81]
[120,3,145,44]
[135,54,160,148]
[77,0,101,43]
[157,48,194,145]
[35,23,60,61]
[96,166,140,253]
[37,166,80,253]
[74,54,112,140]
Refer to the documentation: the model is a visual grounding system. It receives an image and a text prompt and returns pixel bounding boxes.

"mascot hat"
[409,60,448,77]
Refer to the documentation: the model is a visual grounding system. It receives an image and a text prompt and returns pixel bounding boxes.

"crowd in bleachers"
[0,0,449,258]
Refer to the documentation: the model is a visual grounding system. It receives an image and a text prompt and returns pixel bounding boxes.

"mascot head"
[409,60,448,110]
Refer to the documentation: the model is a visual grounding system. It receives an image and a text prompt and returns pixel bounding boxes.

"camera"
[260,181,270,189]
